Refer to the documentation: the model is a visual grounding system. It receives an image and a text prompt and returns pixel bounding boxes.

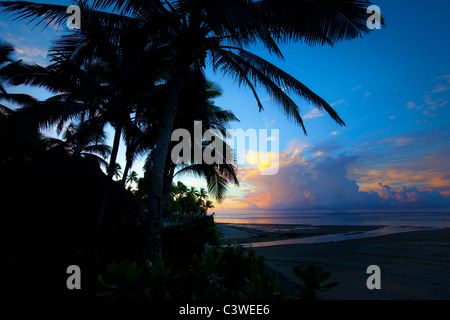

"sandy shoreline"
[216,223,450,300]
[217,223,383,245]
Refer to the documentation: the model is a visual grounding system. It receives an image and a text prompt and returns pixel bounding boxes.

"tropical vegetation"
[0,0,376,301]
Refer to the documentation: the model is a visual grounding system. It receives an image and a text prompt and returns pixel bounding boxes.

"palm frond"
[183,0,284,58]
[41,136,66,149]
[213,47,308,133]
[258,0,376,45]
[0,103,14,116]
[83,144,112,158]
[81,152,109,168]
[14,100,89,130]
[174,161,238,203]
[0,1,75,28]
[214,47,345,133]
[0,93,37,108]
[238,48,345,126]
[0,41,15,63]
[0,0,138,30]
[92,0,165,16]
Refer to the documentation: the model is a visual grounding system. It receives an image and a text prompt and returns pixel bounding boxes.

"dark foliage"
[162,214,219,266]
[1,153,141,300]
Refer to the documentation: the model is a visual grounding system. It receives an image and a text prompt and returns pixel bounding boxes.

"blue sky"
[1,0,450,214]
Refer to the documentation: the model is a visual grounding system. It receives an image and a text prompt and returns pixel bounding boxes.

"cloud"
[407,76,450,118]
[432,74,450,93]
[15,45,46,58]
[240,150,450,211]
[218,133,450,212]
[330,99,346,107]
[407,101,419,110]
[302,108,324,120]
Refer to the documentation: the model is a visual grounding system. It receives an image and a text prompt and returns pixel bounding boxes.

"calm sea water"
[214,212,450,228]
[215,212,450,247]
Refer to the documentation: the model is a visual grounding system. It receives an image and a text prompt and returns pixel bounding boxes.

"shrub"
[96,245,281,300]
[162,214,219,266]
[293,263,340,300]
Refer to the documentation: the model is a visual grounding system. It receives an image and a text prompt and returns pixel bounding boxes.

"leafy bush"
[97,259,148,300]
[97,245,281,300]
[240,272,281,300]
[147,260,179,300]
[162,214,219,266]
[293,263,339,300]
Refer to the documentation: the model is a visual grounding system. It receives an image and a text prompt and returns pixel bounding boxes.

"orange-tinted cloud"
[215,136,450,213]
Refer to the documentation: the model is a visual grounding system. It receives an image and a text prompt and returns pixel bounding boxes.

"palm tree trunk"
[96,125,122,228]
[140,76,184,263]
[121,157,131,189]
[121,130,137,188]
[73,110,86,157]
[161,164,175,213]
[107,126,122,180]
[92,124,122,266]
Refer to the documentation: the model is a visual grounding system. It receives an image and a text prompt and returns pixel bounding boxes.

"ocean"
[213,211,450,228]
[214,211,450,247]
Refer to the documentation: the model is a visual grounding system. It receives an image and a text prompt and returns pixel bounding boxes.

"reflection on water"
[216,212,450,247]
[243,226,433,248]
[233,224,315,232]
[214,212,450,228]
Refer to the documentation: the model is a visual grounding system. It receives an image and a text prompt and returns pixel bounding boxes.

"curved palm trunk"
[73,111,86,157]
[121,126,138,189]
[96,124,122,228]
[121,157,132,189]
[93,124,122,266]
[140,76,184,263]
[161,164,176,213]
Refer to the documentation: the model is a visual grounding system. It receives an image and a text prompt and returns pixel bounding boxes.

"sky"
[1,0,450,215]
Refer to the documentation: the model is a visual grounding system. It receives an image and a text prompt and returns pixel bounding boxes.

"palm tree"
[0,41,44,163]
[125,170,139,189]
[130,0,373,262]
[0,0,378,262]
[202,200,214,214]
[187,186,200,198]
[44,120,112,168]
[0,41,37,108]
[107,162,122,181]
[2,26,161,230]
[174,181,188,198]
[159,77,239,222]
[198,187,208,202]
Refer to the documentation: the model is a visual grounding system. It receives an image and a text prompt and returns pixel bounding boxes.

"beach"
[216,223,450,300]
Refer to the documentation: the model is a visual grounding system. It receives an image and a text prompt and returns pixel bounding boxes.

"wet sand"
[217,223,450,300]
[217,223,382,245]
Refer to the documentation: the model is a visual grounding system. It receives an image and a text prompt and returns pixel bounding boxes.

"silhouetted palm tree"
[0,41,43,163]
[44,120,112,168]
[161,77,239,218]
[0,0,377,262]
[0,41,37,108]
[107,162,122,180]
[174,181,188,198]
[198,187,208,201]
[125,170,139,189]
[202,200,214,214]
